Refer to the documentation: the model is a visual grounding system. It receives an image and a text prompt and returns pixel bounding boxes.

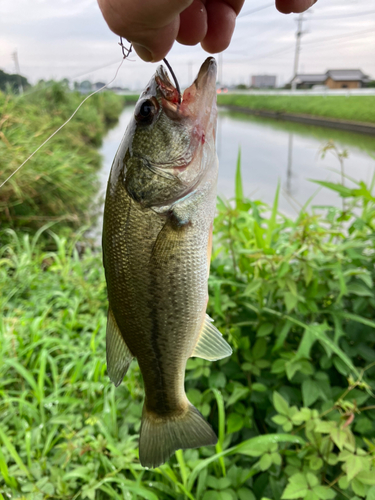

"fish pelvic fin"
[139,403,217,468]
[191,314,232,361]
[106,306,133,387]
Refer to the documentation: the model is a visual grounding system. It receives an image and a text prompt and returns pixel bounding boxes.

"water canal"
[96,106,375,225]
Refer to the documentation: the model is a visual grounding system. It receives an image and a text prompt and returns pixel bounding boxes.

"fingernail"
[133,43,153,62]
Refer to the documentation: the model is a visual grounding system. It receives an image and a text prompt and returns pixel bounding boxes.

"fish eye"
[135,98,159,124]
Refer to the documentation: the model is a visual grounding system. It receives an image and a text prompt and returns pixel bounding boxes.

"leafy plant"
[1,148,375,499]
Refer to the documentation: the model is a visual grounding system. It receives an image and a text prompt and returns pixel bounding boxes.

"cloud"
[0,0,374,88]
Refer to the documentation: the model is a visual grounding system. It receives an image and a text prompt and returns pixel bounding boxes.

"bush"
[0,149,374,499]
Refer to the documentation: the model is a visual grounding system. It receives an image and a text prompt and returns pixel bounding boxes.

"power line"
[311,9,375,21]
[212,25,375,67]
[70,59,124,80]
[238,3,274,18]
[18,58,125,99]
[215,43,295,65]
[250,28,374,65]
[303,26,375,46]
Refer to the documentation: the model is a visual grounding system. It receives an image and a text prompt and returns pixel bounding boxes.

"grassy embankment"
[217,94,375,124]
[0,83,125,228]
[1,169,375,500]
[1,86,375,500]
[219,109,375,154]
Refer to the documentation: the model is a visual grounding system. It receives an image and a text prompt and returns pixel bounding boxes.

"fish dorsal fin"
[106,307,133,387]
[191,314,232,361]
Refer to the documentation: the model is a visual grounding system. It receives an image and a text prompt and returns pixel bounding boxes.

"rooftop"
[326,69,369,81]
[293,69,371,85]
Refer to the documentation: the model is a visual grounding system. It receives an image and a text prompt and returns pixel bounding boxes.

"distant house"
[251,75,277,89]
[292,74,326,88]
[109,86,125,92]
[325,70,370,89]
[93,82,106,90]
[292,70,370,89]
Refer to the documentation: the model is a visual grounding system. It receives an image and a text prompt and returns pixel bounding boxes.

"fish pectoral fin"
[191,314,232,361]
[150,219,183,265]
[106,307,133,387]
[171,189,204,226]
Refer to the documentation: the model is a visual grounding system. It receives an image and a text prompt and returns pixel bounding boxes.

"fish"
[102,57,232,469]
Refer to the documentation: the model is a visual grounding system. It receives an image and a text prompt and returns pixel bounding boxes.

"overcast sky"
[1,0,374,90]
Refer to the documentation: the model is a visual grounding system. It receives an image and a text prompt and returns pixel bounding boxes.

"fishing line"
[0,57,126,189]
[0,39,181,189]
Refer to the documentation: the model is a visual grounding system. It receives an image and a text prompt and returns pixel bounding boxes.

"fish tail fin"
[139,403,217,468]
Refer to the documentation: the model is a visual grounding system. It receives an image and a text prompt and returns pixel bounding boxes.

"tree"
[0,69,29,93]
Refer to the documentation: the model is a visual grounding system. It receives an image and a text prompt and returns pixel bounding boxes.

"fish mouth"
[192,57,217,93]
[181,57,217,146]
[155,66,181,105]
[155,58,217,121]
[151,58,217,186]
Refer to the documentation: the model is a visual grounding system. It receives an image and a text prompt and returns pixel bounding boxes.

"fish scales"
[102,57,232,468]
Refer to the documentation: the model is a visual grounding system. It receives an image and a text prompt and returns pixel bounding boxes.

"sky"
[0,0,374,90]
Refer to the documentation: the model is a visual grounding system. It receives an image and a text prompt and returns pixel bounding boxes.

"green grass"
[217,94,375,124]
[0,227,305,500]
[123,95,139,105]
[1,84,375,498]
[0,83,125,228]
[219,109,375,154]
[1,153,375,498]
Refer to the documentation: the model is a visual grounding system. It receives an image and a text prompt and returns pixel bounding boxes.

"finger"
[97,0,191,60]
[226,0,246,15]
[201,0,239,53]
[132,20,180,62]
[177,0,208,46]
[276,0,317,14]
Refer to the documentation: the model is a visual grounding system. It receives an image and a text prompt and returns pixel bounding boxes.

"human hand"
[276,0,317,14]
[98,0,318,63]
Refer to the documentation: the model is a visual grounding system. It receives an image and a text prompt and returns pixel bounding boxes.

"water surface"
[98,107,375,219]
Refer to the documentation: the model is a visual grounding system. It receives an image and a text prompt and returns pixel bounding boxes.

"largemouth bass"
[102,57,232,468]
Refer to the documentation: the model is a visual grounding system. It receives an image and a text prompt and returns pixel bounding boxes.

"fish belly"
[103,187,212,413]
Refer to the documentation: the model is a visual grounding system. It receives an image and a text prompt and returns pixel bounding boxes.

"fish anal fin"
[139,403,217,468]
[106,307,133,387]
[191,314,232,361]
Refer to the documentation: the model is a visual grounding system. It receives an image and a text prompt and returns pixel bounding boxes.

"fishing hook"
[119,38,181,104]
[163,58,182,104]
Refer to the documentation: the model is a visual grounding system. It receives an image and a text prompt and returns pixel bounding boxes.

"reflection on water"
[216,110,375,215]
[97,106,375,221]
[285,133,293,197]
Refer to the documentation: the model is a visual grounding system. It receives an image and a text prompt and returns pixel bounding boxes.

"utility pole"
[11,49,23,94]
[291,14,304,91]
[286,133,294,195]
[218,52,223,87]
